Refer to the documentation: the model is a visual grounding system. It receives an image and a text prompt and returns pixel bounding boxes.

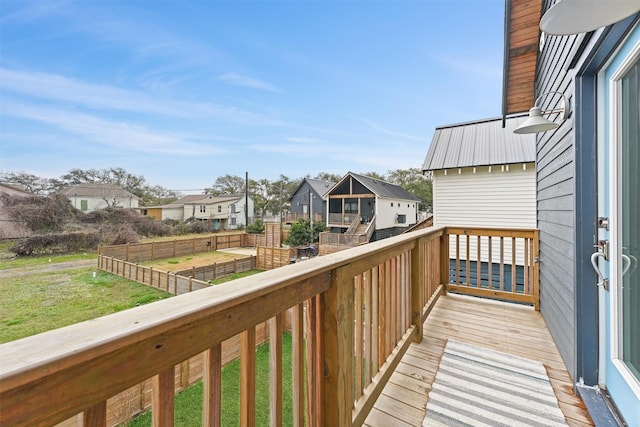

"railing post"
[411,237,425,342]
[152,367,175,427]
[78,401,106,427]
[322,266,354,426]
[203,344,222,427]
[440,229,449,294]
[533,229,540,311]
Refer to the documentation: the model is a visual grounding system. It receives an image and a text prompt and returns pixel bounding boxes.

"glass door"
[599,26,640,424]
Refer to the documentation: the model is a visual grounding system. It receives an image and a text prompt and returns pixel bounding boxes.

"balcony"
[0,226,592,426]
[284,212,323,224]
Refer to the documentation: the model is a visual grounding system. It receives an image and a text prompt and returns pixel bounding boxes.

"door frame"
[603,31,640,399]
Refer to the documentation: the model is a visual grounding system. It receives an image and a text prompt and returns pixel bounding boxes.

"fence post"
[234,258,238,274]
[125,244,130,262]
[322,265,354,426]
[151,242,155,261]
[440,229,449,294]
[149,267,154,287]
[192,266,196,280]
[189,277,193,293]
[411,237,425,342]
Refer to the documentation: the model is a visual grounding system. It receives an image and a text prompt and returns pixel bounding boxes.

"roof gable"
[422,115,536,171]
[290,178,335,201]
[330,172,420,201]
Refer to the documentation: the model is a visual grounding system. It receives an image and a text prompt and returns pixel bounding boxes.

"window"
[230,217,236,226]
[80,200,88,211]
[344,199,358,214]
[218,205,222,213]
[200,205,206,213]
[396,214,406,224]
[231,204,237,213]
[390,202,394,207]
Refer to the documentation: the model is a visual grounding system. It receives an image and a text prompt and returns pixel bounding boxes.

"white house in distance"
[421,115,536,228]
[325,172,420,241]
[144,194,254,231]
[60,183,140,213]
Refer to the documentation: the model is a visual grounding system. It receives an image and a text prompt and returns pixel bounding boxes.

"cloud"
[1,100,227,156]
[0,68,288,126]
[218,72,282,93]
[360,119,428,142]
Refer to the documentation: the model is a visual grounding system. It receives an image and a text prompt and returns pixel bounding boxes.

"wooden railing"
[0,226,538,426]
[328,212,358,226]
[364,215,376,242]
[445,227,540,309]
[285,212,323,223]
[345,214,361,235]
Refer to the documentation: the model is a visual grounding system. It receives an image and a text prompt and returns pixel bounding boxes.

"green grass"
[210,269,264,285]
[129,333,294,426]
[0,249,97,270]
[0,268,171,343]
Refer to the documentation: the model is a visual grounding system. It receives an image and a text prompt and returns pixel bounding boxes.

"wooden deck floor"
[364,293,594,427]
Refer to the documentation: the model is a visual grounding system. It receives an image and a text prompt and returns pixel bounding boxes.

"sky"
[0,0,506,193]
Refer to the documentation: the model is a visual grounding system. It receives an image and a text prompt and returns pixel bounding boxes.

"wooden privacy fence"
[256,246,295,270]
[245,223,282,248]
[98,234,246,262]
[1,226,449,427]
[98,255,256,295]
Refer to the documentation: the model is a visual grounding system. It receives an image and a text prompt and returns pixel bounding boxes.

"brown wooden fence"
[245,223,283,248]
[256,246,295,270]
[98,234,246,262]
[98,255,256,295]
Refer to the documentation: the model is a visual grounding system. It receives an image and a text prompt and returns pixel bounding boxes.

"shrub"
[246,219,265,234]
[11,232,100,256]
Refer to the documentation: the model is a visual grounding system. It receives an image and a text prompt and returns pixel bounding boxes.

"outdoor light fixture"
[540,0,640,35]
[513,91,571,134]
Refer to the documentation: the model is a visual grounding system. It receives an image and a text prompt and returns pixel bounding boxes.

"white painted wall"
[433,164,536,228]
[71,196,139,212]
[162,207,184,221]
[375,197,418,229]
[432,164,536,265]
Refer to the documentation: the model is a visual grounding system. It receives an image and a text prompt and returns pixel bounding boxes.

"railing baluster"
[455,234,460,285]
[152,366,175,427]
[305,297,317,426]
[240,328,256,427]
[269,314,283,427]
[477,236,482,288]
[364,270,372,386]
[512,237,517,293]
[524,237,530,295]
[488,236,493,289]
[203,344,222,427]
[372,267,380,375]
[500,236,505,291]
[355,275,363,400]
[79,401,106,427]
[292,304,304,427]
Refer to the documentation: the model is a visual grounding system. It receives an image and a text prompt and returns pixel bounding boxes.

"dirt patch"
[141,251,251,271]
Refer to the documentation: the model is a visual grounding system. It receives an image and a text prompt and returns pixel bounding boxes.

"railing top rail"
[1,225,446,389]
[445,226,538,238]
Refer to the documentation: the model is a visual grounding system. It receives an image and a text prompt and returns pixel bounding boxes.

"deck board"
[365,293,594,426]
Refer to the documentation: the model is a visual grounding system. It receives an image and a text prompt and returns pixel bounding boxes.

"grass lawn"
[210,269,264,285]
[0,268,171,343]
[0,240,96,270]
[129,333,294,427]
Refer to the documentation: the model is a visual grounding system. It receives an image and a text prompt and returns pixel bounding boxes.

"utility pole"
[245,171,249,226]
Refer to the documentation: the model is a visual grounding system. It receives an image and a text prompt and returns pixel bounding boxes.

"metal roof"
[421,115,536,171]
[342,172,421,201]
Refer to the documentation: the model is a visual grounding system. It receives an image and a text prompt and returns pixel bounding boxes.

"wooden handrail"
[0,226,539,426]
[345,214,361,235]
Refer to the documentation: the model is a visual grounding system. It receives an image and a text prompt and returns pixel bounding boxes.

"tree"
[0,171,57,194]
[285,218,325,246]
[387,168,433,211]
[360,171,387,181]
[314,172,342,183]
[205,174,246,195]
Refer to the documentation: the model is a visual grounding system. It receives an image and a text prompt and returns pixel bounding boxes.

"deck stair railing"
[0,226,538,426]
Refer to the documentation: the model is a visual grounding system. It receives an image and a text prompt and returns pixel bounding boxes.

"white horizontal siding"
[433,164,536,228]
[433,164,536,266]
[375,197,418,229]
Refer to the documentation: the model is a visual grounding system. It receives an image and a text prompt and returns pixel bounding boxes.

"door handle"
[622,254,637,276]
[590,252,609,290]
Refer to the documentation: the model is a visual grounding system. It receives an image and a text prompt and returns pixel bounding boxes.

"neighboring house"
[287,178,335,223]
[0,183,32,238]
[422,115,537,228]
[60,183,139,212]
[182,194,254,230]
[143,195,208,221]
[502,1,639,424]
[325,172,420,241]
